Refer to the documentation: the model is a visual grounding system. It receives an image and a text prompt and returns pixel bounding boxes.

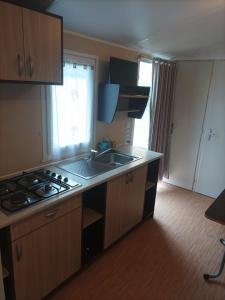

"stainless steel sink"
[95,150,139,166]
[57,158,114,179]
[57,149,141,179]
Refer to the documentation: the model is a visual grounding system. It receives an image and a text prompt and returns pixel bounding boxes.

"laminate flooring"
[49,182,225,300]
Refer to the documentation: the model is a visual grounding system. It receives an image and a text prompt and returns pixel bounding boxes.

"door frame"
[193,61,215,193]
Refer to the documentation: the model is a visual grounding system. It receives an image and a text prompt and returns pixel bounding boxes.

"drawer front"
[11,195,81,241]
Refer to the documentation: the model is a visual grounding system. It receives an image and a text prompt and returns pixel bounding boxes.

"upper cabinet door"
[22,8,62,83]
[0,2,25,81]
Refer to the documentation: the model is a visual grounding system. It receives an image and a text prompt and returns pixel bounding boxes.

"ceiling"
[48,0,225,60]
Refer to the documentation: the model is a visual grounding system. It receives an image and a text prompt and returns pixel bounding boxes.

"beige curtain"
[149,59,176,179]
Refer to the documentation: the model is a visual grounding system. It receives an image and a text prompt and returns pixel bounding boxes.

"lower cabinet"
[104,165,147,248]
[11,197,81,300]
[6,163,158,299]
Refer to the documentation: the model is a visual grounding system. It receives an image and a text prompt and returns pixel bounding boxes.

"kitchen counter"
[0,146,162,229]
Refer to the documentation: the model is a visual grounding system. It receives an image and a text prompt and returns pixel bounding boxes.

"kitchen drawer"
[11,195,81,241]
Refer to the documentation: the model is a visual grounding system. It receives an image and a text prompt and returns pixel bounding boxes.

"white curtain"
[46,56,95,160]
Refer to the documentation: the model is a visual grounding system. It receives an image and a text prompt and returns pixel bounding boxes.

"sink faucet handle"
[90,149,98,160]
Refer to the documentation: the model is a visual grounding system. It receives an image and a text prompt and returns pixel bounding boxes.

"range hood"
[6,0,55,10]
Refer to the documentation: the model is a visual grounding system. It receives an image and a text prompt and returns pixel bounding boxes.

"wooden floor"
[49,183,225,300]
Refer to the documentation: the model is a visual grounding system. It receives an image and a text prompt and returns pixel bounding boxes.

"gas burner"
[1,192,40,212]
[34,182,66,198]
[17,174,42,188]
[0,169,81,214]
[0,182,18,196]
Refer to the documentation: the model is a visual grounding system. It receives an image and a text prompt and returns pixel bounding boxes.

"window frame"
[41,49,99,163]
[131,57,152,147]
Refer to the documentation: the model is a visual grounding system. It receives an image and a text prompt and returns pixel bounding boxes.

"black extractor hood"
[6,0,55,10]
[98,57,150,123]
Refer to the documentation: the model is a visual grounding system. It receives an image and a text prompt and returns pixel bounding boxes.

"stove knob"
[57,175,62,180]
[46,170,51,175]
[45,184,53,192]
[51,172,56,177]
[64,177,68,183]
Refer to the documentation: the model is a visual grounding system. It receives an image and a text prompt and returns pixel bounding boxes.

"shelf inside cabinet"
[118,109,140,113]
[119,94,149,99]
[98,83,150,123]
[3,266,9,279]
[145,181,156,191]
[82,208,103,229]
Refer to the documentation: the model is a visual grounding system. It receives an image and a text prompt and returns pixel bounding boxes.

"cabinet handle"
[44,209,58,218]
[15,244,22,261]
[17,54,23,76]
[130,173,133,183]
[125,173,133,184]
[125,174,129,184]
[28,56,34,77]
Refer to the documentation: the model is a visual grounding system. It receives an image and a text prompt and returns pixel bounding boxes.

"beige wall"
[0,32,144,177]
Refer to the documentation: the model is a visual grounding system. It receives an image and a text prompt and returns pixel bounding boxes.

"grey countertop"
[0,146,162,229]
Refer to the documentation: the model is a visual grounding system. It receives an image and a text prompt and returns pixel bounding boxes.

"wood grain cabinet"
[0,1,62,84]
[11,196,81,300]
[104,165,147,248]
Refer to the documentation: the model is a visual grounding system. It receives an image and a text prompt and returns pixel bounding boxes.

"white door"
[164,61,213,189]
[194,61,225,198]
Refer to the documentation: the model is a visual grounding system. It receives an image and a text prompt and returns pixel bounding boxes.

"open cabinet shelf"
[3,266,9,279]
[145,181,156,191]
[82,208,103,229]
[118,109,140,113]
[119,94,149,99]
[82,183,106,265]
[143,159,160,219]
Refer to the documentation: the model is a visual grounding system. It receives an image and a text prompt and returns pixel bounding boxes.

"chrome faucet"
[90,149,98,161]
[90,148,113,161]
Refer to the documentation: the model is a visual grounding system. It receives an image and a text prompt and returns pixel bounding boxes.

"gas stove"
[0,169,81,213]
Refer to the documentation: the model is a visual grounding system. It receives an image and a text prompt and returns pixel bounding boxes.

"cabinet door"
[122,166,147,234]
[12,208,81,300]
[104,166,147,249]
[12,233,41,300]
[104,174,127,249]
[0,2,25,81]
[22,8,62,83]
[37,208,81,298]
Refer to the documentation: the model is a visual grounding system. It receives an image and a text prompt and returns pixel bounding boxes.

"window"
[44,51,96,161]
[132,60,152,148]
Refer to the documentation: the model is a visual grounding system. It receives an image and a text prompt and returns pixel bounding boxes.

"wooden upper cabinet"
[0,1,62,84]
[0,2,25,81]
[22,8,62,83]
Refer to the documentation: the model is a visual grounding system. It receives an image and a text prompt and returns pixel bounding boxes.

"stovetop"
[0,169,81,214]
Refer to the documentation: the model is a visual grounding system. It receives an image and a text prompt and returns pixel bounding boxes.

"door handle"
[129,173,133,183]
[125,173,133,184]
[44,209,58,218]
[17,54,24,76]
[28,55,34,77]
[15,244,22,261]
[208,128,216,141]
[171,122,174,134]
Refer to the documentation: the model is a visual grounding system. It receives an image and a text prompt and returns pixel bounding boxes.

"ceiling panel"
[48,0,225,59]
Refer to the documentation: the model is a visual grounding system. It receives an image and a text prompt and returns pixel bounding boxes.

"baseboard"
[162,177,192,191]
